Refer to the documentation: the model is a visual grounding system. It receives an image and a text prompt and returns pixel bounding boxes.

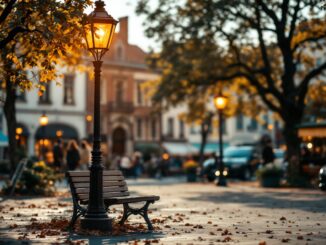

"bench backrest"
[67,170,129,202]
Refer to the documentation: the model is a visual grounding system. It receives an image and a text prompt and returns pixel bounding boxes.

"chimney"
[119,16,129,43]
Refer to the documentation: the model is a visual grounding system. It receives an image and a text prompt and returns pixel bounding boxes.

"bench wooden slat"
[106,195,160,204]
[75,186,128,194]
[73,181,127,188]
[68,170,122,177]
[78,191,129,200]
[70,175,124,182]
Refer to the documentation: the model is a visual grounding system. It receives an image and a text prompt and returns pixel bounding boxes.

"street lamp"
[39,112,48,160]
[214,94,228,186]
[81,0,118,231]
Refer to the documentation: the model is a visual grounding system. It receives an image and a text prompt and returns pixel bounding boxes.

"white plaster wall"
[2,67,88,156]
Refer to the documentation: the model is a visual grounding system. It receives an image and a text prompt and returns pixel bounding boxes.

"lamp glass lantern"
[214,95,228,110]
[83,0,118,61]
[39,113,48,126]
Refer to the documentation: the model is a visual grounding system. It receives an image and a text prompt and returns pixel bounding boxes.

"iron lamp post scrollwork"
[80,0,118,231]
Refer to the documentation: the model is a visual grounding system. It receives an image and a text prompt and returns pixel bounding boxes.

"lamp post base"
[81,215,113,231]
[217,177,227,187]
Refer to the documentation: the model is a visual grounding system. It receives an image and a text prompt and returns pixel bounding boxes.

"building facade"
[1,67,88,160]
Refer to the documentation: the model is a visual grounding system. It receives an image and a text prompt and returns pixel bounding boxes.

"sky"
[85,0,158,52]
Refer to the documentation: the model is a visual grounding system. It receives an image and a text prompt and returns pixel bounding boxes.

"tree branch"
[206,70,282,113]
[280,0,290,30]
[256,0,280,26]
[0,0,17,25]
[288,0,302,40]
[292,35,326,53]
[297,62,326,108]
[0,26,28,49]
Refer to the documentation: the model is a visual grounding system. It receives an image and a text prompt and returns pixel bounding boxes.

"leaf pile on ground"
[26,218,70,237]
[74,221,161,236]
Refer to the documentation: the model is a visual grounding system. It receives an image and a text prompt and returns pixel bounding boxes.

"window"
[179,120,185,138]
[151,119,157,139]
[263,114,269,129]
[248,118,258,131]
[137,118,142,139]
[190,125,196,135]
[236,113,243,130]
[63,74,75,105]
[167,117,174,138]
[39,83,51,104]
[116,45,124,60]
[116,81,124,104]
[16,89,26,102]
[137,82,143,105]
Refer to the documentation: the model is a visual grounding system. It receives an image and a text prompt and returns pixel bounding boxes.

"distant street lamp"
[214,94,228,187]
[81,0,118,231]
[39,112,48,160]
[16,127,23,143]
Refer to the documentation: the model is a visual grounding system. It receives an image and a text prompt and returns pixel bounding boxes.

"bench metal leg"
[119,201,154,230]
[68,205,86,230]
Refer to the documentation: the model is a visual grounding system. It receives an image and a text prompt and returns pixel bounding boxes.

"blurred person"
[110,155,121,170]
[132,152,143,178]
[262,139,275,166]
[157,153,170,178]
[52,139,63,170]
[147,154,159,178]
[78,140,91,170]
[120,155,132,177]
[66,140,80,171]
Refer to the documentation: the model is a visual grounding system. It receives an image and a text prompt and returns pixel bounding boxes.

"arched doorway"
[112,127,126,156]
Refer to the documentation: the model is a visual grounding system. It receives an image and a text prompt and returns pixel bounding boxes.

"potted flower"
[183,159,199,182]
[256,163,283,187]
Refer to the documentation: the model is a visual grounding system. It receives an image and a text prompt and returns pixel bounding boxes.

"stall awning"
[192,142,229,154]
[35,124,79,139]
[134,142,162,154]
[162,142,197,156]
[0,130,8,147]
[299,128,326,138]
[298,122,326,138]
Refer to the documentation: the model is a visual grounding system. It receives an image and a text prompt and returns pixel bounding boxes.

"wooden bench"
[66,170,160,230]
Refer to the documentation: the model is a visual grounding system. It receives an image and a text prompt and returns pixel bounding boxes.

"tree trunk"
[199,124,208,166]
[283,123,300,160]
[4,77,17,176]
[283,119,306,186]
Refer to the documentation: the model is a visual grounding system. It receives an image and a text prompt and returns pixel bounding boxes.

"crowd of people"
[51,139,92,171]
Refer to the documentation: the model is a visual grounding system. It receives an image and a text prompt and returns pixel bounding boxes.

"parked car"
[222,146,260,180]
[319,165,326,191]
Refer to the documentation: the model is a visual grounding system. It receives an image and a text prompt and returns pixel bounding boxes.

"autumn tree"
[0,0,91,173]
[137,0,326,161]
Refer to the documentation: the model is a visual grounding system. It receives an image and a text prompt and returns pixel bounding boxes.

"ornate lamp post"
[214,94,228,186]
[39,112,48,160]
[81,0,118,231]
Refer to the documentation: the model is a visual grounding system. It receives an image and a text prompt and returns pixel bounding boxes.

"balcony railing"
[107,102,134,113]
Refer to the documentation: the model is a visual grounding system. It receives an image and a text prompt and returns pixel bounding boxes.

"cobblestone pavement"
[0,178,326,244]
